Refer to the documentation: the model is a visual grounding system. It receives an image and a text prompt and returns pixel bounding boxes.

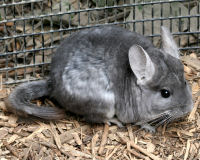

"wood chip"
[98,124,109,155]
[62,144,92,158]
[127,142,149,160]
[146,142,155,153]
[3,140,19,158]
[72,132,82,146]
[127,124,134,141]
[0,101,7,112]
[105,145,121,160]
[192,82,200,94]
[184,140,191,160]
[22,144,32,160]
[117,132,161,160]
[7,134,20,145]
[92,132,99,159]
[184,65,192,74]
[60,125,90,143]
[167,128,193,137]
[181,56,200,71]
[0,88,8,99]
[188,96,200,121]
[189,53,197,59]
[0,121,17,127]
[50,121,62,149]
[0,74,2,90]
[39,141,57,149]
[19,122,49,143]
[0,128,9,139]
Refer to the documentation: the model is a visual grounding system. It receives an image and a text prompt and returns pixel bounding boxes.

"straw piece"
[98,124,109,155]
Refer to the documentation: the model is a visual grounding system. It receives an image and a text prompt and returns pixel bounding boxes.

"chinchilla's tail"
[5,80,66,120]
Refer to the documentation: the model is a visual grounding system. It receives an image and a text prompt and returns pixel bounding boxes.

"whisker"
[153,114,168,123]
[166,115,177,124]
[154,115,171,127]
[148,115,165,124]
[136,111,170,126]
[132,111,174,133]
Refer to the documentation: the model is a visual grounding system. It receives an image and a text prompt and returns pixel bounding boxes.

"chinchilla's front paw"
[140,124,156,133]
[106,118,124,128]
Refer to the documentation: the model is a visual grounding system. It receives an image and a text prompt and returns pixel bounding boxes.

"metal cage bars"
[0,0,199,85]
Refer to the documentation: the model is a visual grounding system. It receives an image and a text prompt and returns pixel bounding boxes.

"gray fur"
[7,26,193,130]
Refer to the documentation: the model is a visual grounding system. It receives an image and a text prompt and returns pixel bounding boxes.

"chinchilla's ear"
[161,26,179,59]
[128,45,156,85]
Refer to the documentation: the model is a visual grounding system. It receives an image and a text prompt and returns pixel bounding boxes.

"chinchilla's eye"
[160,89,170,98]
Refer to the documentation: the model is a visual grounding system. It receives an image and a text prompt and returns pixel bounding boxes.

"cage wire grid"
[0,0,199,85]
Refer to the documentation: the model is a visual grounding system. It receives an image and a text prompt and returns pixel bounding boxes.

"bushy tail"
[5,80,66,120]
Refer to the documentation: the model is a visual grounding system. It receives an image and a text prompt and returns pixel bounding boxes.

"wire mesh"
[0,0,199,85]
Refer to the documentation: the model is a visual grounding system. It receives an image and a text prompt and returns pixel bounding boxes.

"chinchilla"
[6,26,193,132]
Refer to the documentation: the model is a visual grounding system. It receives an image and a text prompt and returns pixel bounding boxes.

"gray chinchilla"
[6,26,193,132]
